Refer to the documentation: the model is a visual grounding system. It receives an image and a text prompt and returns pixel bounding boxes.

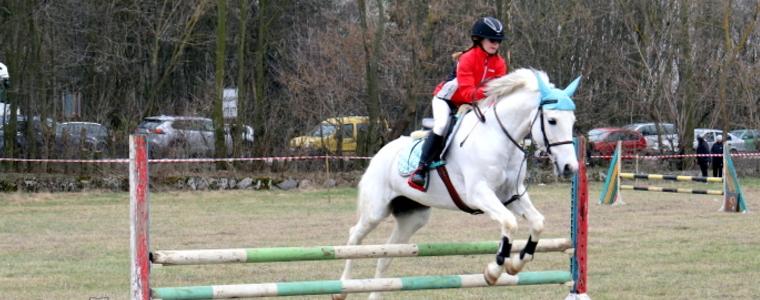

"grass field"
[1,179,759,299]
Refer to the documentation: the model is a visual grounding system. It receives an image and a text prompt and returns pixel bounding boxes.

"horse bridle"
[493,99,574,155]
[486,98,574,207]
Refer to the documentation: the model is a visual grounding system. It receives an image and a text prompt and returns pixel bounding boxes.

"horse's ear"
[535,72,551,98]
[563,76,582,97]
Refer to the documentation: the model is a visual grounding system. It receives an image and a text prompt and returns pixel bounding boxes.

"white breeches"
[432,79,458,136]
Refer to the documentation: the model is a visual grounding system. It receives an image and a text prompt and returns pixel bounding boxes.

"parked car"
[289,116,388,154]
[0,116,53,157]
[135,116,210,157]
[693,128,745,153]
[730,129,759,152]
[55,122,109,155]
[135,116,250,157]
[224,123,254,146]
[587,127,648,157]
[623,122,679,153]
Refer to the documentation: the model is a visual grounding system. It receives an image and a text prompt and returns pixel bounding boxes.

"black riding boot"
[408,133,444,191]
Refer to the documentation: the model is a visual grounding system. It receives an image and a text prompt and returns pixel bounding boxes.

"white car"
[693,128,745,153]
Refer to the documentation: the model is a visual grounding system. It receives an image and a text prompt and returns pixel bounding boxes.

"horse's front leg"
[470,182,519,285]
[504,193,544,275]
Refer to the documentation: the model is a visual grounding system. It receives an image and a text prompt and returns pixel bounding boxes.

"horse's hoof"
[505,264,519,275]
[331,293,347,300]
[505,257,521,275]
[483,262,502,285]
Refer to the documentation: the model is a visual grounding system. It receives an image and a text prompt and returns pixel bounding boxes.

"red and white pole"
[130,135,150,300]
[567,136,590,300]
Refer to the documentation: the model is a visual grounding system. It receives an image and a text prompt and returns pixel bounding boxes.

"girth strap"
[436,166,483,215]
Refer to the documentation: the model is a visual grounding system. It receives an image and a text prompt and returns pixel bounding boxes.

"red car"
[587,127,648,157]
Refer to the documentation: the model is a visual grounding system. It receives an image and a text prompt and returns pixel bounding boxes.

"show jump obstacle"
[129,135,589,299]
[598,141,747,213]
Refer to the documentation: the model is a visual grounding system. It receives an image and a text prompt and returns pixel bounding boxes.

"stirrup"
[407,168,429,192]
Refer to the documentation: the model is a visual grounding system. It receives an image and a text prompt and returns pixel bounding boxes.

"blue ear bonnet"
[534,72,581,111]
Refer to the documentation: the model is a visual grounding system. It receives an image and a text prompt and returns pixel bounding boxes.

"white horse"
[334,68,581,300]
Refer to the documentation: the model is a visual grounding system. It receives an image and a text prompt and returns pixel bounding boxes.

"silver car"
[136,116,219,157]
[136,115,255,158]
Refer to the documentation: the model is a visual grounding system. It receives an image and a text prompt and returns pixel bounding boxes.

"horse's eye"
[548,119,557,125]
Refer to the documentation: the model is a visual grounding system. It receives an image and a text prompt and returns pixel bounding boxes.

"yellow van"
[289,116,387,154]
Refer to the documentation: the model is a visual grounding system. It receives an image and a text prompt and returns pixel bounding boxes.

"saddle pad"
[397,138,425,177]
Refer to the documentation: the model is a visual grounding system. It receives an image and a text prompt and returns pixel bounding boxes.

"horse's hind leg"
[504,194,544,275]
[368,200,431,300]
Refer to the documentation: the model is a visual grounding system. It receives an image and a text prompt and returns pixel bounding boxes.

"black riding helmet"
[471,16,505,42]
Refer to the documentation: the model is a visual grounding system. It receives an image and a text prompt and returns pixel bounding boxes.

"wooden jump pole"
[619,173,723,183]
[619,185,724,195]
[151,271,573,299]
[151,238,572,266]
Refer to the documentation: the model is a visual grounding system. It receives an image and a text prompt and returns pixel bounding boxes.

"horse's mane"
[482,68,551,107]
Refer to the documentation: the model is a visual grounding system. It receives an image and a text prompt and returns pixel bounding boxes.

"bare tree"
[213,0,228,163]
[357,0,385,155]
[718,0,760,136]
[234,0,249,157]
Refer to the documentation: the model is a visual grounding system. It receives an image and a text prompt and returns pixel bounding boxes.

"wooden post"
[130,135,150,300]
[568,136,590,299]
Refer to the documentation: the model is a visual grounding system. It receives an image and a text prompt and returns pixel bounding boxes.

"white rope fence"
[590,152,760,160]
[0,155,371,164]
[1,152,760,164]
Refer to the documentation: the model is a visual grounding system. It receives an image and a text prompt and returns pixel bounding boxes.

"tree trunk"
[235,0,249,158]
[253,0,270,155]
[678,0,696,162]
[214,0,228,167]
[496,0,512,62]
[357,0,385,155]
[719,1,760,136]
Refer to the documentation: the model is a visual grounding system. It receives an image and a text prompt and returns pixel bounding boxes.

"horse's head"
[484,69,581,178]
[530,72,580,178]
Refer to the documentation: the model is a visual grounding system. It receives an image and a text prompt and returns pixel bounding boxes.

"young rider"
[408,16,509,192]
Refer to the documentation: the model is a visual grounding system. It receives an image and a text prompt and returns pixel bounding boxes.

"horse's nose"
[562,164,576,178]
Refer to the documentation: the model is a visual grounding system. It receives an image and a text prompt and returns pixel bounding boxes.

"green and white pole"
[151,238,572,266]
[152,271,572,299]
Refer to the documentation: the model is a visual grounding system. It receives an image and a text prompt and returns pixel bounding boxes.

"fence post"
[569,136,589,298]
[130,135,150,300]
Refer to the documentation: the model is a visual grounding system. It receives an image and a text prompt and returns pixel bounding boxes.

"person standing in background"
[696,135,710,177]
[711,135,724,177]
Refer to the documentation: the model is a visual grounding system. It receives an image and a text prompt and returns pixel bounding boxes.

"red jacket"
[434,46,508,106]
